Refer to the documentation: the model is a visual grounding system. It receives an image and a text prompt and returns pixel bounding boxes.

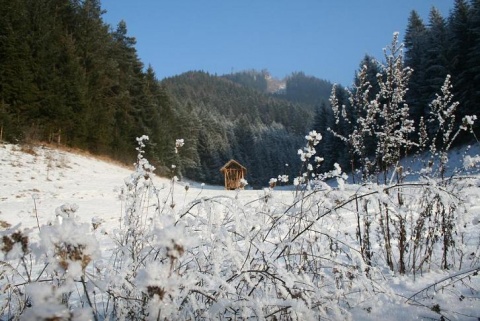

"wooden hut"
[220,159,247,190]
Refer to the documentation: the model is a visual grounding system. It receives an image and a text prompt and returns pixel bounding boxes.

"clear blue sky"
[101,0,453,86]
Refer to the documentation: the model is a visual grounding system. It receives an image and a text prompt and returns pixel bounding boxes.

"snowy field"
[0,142,479,320]
[0,143,279,230]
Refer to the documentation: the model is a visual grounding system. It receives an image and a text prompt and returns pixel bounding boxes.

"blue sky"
[101,1,453,86]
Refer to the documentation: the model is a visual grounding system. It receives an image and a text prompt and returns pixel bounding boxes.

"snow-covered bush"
[323,32,480,319]
[0,203,99,320]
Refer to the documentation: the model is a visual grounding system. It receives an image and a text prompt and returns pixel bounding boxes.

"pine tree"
[73,0,117,154]
[448,0,477,123]
[0,0,37,140]
[465,0,480,133]
[353,55,381,101]
[312,102,328,137]
[424,7,449,101]
[404,10,428,126]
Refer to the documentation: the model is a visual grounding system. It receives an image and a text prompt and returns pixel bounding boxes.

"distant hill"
[222,70,334,110]
[163,71,312,133]
[222,69,286,94]
[161,71,316,187]
[281,72,333,108]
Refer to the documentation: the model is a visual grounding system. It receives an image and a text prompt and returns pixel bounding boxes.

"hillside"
[161,71,317,187]
[162,71,313,133]
[221,70,334,108]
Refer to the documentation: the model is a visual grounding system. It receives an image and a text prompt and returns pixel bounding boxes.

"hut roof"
[220,159,247,173]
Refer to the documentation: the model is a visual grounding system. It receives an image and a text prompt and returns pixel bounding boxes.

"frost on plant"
[41,204,99,275]
[330,32,415,184]
[175,138,184,154]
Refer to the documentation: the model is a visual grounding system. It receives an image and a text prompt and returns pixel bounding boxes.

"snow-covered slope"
[0,143,285,230]
[0,144,132,229]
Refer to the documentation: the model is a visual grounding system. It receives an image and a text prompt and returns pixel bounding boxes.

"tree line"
[311,1,480,174]
[404,1,480,140]
[0,0,182,165]
[161,71,317,187]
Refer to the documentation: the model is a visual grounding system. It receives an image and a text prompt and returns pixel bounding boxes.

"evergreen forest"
[309,1,480,177]
[1,0,479,187]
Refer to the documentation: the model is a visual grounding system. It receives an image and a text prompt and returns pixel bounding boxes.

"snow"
[0,142,479,320]
[0,143,267,228]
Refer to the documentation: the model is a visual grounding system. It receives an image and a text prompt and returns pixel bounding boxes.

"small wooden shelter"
[220,159,247,190]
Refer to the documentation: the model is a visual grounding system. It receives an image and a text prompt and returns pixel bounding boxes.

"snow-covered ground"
[0,143,287,229]
[0,142,478,320]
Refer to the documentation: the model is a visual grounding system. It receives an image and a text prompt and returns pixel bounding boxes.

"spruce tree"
[404,10,428,126]
[447,0,472,103]
[424,7,449,100]
[466,0,480,133]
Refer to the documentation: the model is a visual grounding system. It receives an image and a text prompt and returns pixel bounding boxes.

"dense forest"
[1,0,479,187]
[161,71,318,186]
[311,1,480,175]
[0,0,179,165]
